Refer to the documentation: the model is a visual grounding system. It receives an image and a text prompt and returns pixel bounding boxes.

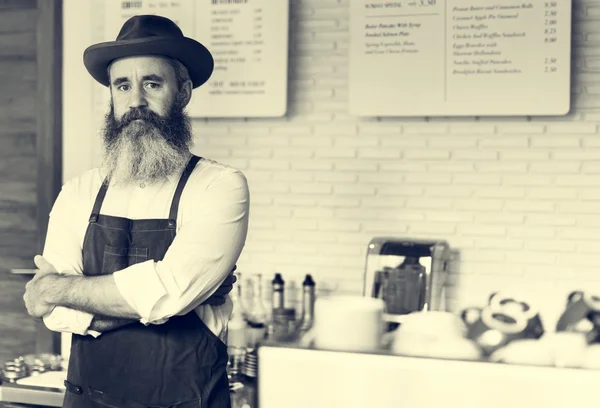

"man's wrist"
[48,274,79,307]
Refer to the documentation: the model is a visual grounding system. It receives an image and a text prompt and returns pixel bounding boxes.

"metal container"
[363,237,451,325]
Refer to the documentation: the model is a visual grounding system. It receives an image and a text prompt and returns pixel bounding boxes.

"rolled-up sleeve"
[41,181,98,336]
[112,169,250,324]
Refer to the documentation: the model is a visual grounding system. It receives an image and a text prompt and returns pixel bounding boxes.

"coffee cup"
[312,296,384,353]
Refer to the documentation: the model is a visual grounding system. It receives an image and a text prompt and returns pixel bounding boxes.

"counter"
[258,343,600,408]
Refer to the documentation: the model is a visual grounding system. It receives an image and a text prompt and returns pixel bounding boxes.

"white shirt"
[42,157,250,339]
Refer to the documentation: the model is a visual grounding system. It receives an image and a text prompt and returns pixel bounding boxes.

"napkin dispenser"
[362,237,451,324]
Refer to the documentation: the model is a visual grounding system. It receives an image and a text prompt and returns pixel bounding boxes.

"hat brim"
[83,37,214,89]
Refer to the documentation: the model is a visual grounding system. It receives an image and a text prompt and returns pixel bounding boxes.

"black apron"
[62,155,231,408]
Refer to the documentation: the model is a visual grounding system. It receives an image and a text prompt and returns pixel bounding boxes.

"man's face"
[109,55,179,120]
[101,56,193,186]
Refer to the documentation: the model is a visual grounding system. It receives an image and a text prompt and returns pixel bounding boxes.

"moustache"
[115,108,165,132]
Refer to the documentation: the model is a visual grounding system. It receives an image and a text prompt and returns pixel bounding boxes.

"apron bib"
[62,156,230,408]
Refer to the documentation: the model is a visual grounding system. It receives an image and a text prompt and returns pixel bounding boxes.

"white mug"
[313,295,384,353]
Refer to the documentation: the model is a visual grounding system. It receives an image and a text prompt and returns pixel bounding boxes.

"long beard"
[101,99,193,186]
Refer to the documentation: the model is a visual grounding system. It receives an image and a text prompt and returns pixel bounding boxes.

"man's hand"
[201,266,238,306]
[23,255,63,318]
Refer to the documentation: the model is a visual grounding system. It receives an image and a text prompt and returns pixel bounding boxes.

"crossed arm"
[24,169,249,335]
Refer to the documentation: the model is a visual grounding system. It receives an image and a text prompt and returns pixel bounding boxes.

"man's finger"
[33,255,58,274]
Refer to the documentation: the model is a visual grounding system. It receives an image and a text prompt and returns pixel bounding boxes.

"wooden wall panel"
[0,0,41,364]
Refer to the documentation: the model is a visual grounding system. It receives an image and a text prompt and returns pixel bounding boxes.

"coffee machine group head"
[363,237,451,324]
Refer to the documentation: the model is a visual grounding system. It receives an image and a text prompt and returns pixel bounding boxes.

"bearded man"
[23,15,249,408]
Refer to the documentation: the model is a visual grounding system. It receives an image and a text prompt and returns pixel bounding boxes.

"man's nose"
[129,87,148,109]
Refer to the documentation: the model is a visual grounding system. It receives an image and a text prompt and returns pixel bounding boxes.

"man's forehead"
[109,56,175,78]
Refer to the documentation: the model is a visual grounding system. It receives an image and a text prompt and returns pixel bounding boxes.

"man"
[23,15,249,408]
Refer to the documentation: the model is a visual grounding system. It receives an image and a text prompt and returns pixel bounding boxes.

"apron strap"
[89,178,109,223]
[167,155,201,229]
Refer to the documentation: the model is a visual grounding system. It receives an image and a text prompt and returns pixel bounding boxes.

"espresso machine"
[363,237,451,326]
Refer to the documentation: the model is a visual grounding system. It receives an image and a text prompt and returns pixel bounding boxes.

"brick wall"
[191,0,600,326]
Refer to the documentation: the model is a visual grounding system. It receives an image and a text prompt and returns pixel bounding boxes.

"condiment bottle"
[296,274,316,338]
[246,274,268,348]
[271,273,285,310]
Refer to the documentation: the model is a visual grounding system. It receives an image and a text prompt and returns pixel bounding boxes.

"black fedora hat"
[83,15,214,89]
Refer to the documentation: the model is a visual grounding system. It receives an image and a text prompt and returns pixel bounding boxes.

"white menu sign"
[349,0,572,116]
[190,0,289,117]
[102,0,289,118]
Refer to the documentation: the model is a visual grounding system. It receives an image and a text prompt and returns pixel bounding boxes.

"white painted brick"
[319,220,361,232]
[403,149,451,160]
[272,147,314,158]
[404,125,449,134]
[250,182,290,194]
[459,263,524,276]
[409,223,457,235]
[292,231,338,243]
[379,162,427,172]
[530,162,582,173]
[478,137,529,148]
[359,124,402,135]
[531,136,581,148]
[505,200,555,213]
[275,242,319,254]
[556,254,600,268]
[461,250,505,262]
[405,197,452,210]
[424,186,473,198]
[506,252,557,265]
[292,114,334,124]
[251,195,273,206]
[249,159,290,170]
[546,123,598,134]
[251,207,293,218]
[575,215,600,228]
[553,150,600,160]
[448,125,496,135]
[580,189,600,200]
[475,163,528,173]
[297,19,338,29]
[315,148,357,158]
[474,187,526,199]
[453,174,501,185]
[453,150,498,160]
[291,89,334,101]
[292,160,333,171]
[556,175,600,186]
[496,125,545,134]
[231,147,272,158]
[294,208,335,218]
[426,211,474,223]
[334,160,378,172]
[527,187,580,200]
[503,175,553,186]
[559,201,600,214]
[273,172,314,182]
[507,226,557,239]
[475,238,524,250]
[197,147,230,157]
[250,230,292,241]
[474,214,524,224]
[404,174,452,185]
[500,151,550,161]
[276,219,318,231]
[313,100,348,112]
[427,136,478,148]
[314,172,357,183]
[314,124,357,136]
[318,197,362,207]
[291,136,333,147]
[454,199,503,211]
[353,173,401,186]
[334,185,376,196]
[380,137,428,148]
[230,126,269,136]
[362,222,409,233]
[459,225,506,237]
[526,214,576,226]
[291,183,332,195]
[333,135,378,147]
[247,135,290,146]
[205,135,246,146]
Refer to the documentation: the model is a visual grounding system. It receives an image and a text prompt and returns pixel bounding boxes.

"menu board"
[349,0,572,116]
[102,0,289,118]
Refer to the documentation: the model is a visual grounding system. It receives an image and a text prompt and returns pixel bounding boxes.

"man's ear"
[179,79,193,108]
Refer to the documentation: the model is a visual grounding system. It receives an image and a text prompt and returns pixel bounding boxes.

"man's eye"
[117,84,130,92]
[145,82,160,89]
